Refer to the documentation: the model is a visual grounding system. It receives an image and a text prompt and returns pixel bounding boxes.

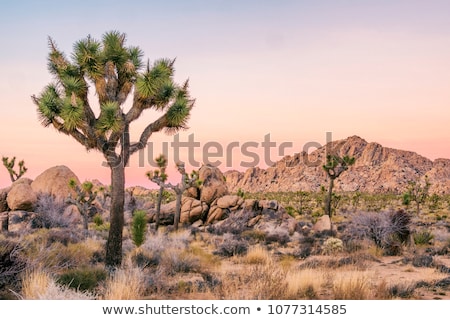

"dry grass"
[285,268,327,299]
[21,269,95,300]
[102,267,145,300]
[331,269,373,299]
[243,245,272,264]
[21,269,51,299]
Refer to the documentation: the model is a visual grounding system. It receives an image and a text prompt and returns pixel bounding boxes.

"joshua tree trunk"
[155,186,163,230]
[325,178,334,219]
[325,178,336,232]
[105,161,125,268]
[174,190,182,231]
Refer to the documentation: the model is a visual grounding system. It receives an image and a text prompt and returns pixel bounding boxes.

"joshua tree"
[145,154,168,230]
[147,159,199,230]
[67,179,97,230]
[2,156,27,182]
[32,31,194,267]
[322,154,355,227]
[403,175,431,214]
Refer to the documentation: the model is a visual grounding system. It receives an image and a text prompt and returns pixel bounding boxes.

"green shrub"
[93,214,104,226]
[413,230,434,246]
[285,206,297,217]
[57,267,107,292]
[131,210,148,247]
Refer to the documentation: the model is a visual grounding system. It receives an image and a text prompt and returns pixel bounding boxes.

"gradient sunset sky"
[1,0,449,188]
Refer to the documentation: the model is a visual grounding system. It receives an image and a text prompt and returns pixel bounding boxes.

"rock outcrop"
[198,165,229,204]
[31,165,80,200]
[224,136,450,194]
[6,183,37,211]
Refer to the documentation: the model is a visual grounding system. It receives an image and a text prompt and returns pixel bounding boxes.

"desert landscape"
[1,135,449,300]
[1,1,450,305]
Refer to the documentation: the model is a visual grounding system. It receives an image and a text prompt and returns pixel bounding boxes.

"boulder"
[206,206,225,224]
[62,204,83,226]
[180,197,208,224]
[148,201,176,226]
[184,186,200,199]
[313,215,332,232]
[198,165,229,205]
[6,183,37,211]
[8,210,35,232]
[11,177,33,186]
[259,199,279,211]
[31,165,80,201]
[216,195,244,209]
[0,187,10,212]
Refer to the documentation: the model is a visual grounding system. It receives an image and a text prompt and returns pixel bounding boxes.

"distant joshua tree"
[32,31,195,268]
[145,154,168,230]
[147,156,199,230]
[403,175,431,214]
[67,179,97,230]
[2,156,27,182]
[322,154,355,229]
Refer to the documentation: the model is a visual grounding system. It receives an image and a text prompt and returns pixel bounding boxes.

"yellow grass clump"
[103,267,145,300]
[285,268,327,299]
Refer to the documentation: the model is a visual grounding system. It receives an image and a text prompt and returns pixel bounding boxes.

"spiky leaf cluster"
[323,154,355,179]
[2,156,28,182]
[67,178,97,230]
[32,31,194,160]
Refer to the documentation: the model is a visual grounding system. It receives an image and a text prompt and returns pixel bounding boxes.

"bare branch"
[129,113,168,154]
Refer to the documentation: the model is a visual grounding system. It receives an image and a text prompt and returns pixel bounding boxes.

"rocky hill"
[224,136,450,195]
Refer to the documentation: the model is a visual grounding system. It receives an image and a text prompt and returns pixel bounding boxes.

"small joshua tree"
[67,179,97,230]
[403,175,431,214]
[322,154,355,229]
[147,157,199,230]
[146,154,168,230]
[2,156,28,182]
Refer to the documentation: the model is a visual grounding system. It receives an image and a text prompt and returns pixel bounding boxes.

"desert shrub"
[20,232,100,270]
[33,193,70,228]
[241,229,267,242]
[413,230,434,246]
[160,249,200,275]
[130,250,160,268]
[332,270,371,299]
[21,269,96,300]
[285,206,297,217]
[348,210,411,251]
[207,209,256,235]
[247,261,286,299]
[265,228,290,245]
[219,261,286,299]
[322,237,344,255]
[46,228,83,245]
[102,267,145,300]
[412,254,433,268]
[0,238,25,290]
[214,233,248,257]
[285,268,326,299]
[244,245,272,264]
[93,214,104,226]
[388,282,416,299]
[131,210,147,247]
[57,267,107,292]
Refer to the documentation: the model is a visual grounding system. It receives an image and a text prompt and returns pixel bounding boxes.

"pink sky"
[1,1,449,189]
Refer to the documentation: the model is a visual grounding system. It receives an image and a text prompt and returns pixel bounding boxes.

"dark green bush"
[131,210,148,247]
[57,267,107,292]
